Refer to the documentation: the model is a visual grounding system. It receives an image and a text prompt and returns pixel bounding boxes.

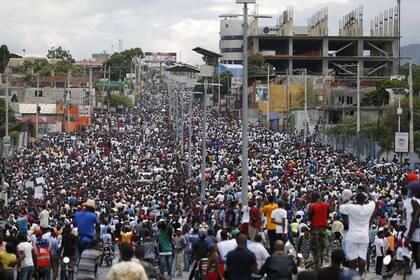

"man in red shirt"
[308,191,329,271]
[248,200,261,241]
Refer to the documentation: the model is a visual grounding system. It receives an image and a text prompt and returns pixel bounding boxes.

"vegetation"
[377,96,420,153]
[104,48,143,81]
[361,79,406,106]
[0,99,27,141]
[324,96,420,155]
[105,94,134,109]
[296,83,321,108]
[0,45,21,72]
[248,53,274,76]
[47,46,74,62]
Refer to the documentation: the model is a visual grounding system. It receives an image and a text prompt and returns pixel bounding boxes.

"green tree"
[0,45,21,72]
[378,96,420,155]
[361,79,407,106]
[47,46,74,62]
[296,83,321,108]
[105,48,143,81]
[324,115,377,149]
[107,94,134,109]
[220,71,233,96]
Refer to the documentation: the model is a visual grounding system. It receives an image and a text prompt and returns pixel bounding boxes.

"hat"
[83,199,96,209]
[176,228,182,232]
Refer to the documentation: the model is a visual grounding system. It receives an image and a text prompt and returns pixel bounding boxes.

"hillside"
[401,44,420,64]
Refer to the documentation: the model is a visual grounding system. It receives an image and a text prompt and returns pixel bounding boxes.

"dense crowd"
[0,88,419,280]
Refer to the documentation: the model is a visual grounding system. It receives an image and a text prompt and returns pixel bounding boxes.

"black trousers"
[267,230,276,253]
[411,241,420,269]
[376,256,383,275]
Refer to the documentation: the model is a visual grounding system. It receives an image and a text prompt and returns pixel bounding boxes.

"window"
[225,24,229,28]
[221,48,243,53]
[221,35,243,40]
[338,96,344,105]
[346,96,353,105]
[35,90,43,97]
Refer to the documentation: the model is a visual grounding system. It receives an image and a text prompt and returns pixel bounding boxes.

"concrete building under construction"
[246,5,400,79]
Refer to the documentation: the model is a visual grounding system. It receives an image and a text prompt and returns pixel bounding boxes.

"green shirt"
[156,229,173,253]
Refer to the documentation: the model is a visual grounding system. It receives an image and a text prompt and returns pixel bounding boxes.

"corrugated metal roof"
[19,104,57,114]
[7,57,62,68]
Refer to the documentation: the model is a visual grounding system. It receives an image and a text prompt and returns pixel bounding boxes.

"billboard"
[144,52,177,67]
[256,86,268,102]
[231,77,242,88]
[79,105,91,117]
[395,132,409,153]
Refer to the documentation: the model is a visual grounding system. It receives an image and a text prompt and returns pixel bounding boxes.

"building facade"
[219,17,243,64]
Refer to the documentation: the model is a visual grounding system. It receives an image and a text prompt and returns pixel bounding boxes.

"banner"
[395,132,409,153]
[256,86,268,102]
[79,105,91,117]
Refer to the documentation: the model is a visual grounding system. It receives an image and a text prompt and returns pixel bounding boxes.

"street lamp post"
[408,59,415,170]
[237,0,254,206]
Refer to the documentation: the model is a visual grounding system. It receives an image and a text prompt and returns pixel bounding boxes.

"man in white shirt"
[248,234,270,270]
[339,191,375,275]
[271,202,288,242]
[374,230,385,275]
[217,231,237,262]
[17,234,35,280]
[39,205,50,232]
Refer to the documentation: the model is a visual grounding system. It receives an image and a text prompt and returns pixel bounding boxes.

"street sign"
[395,132,409,153]
[3,136,11,146]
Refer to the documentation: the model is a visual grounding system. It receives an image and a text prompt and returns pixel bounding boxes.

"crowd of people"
[0,87,419,280]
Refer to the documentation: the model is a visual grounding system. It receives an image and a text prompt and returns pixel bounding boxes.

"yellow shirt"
[0,251,17,270]
[261,203,278,230]
[121,231,133,244]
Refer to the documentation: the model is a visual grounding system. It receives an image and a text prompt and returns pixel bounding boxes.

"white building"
[219,16,243,65]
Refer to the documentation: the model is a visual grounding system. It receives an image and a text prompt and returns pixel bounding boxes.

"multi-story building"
[219,15,243,64]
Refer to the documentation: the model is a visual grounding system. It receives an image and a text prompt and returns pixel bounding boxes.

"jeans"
[4,269,14,280]
[159,254,173,278]
[411,241,420,269]
[18,266,34,280]
[183,251,190,272]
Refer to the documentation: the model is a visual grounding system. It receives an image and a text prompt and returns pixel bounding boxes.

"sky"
[0,0,418,65]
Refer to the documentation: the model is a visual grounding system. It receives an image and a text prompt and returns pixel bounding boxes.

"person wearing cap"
[74,199,99,256]
[174,228,186,277]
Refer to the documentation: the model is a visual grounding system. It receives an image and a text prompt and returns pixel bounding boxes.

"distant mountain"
[401,44,420,65]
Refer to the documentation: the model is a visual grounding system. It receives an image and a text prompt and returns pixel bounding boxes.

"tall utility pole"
[67,70,71,132]
[102,65,106,112]
[108,66,111,112]
[304,68,308,137]
[188,88,193,178]
[5,75,8,139]
[36,75,40,139]
[201,78,208,202]
[356,62,361,134]
[240,0,250,206]
[88,65,93,125]
[285,69,289,131]
[180,87,184,156]
[409,59,415,170]
[266,65,270,128]
[356,61,361,161]
[218,70,221,114]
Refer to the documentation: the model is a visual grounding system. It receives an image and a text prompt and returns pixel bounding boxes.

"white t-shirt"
[374,237,384,257]
[17,241,34,268]
[271,208,288,234]
[39,210,49,228]
[217,239,237,261]
[248,242,270,269]
[339,201,375,243]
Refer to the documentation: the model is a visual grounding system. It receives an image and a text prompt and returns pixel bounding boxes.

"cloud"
[0,0,418,64]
